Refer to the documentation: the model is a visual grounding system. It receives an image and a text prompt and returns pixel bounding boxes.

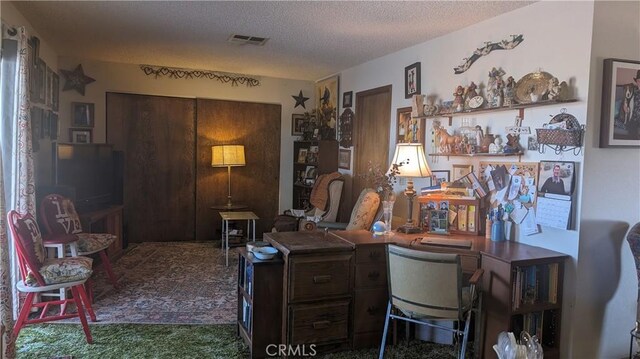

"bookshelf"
[237,248,284,358]
[292,140,338,210]
[482,246,568,358]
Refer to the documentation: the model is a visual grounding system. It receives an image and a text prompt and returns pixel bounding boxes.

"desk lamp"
[212,145,246,208]
[391,143,431,234]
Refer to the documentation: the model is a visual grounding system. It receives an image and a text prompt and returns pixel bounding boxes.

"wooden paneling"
[352,85,392,210]
[196,99,281,241]
[106,93,196,242]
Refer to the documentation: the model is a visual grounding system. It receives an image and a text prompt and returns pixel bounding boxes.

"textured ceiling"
[11,1,534,81]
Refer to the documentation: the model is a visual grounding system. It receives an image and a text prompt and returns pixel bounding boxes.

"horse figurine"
[435,127,462,153]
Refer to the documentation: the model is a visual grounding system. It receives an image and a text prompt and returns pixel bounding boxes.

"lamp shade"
[390,143,431,178]
[211,145,246,167]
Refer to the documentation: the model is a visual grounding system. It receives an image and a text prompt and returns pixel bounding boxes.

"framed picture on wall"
[338,148,351,170]
[600,58,640,147]
[452,164,473,181]
[342,91,353,108]
[71,102,95,128]
[537,161,575,196]
[396,106,425,146]
[404,62,421,99]
[70,128,92,144]
[291,113,306,136]
[315,75,339,140]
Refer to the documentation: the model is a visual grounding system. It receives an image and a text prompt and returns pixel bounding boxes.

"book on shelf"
[512,264,559,310]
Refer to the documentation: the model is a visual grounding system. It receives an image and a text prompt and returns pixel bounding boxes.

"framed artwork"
[51,72,59,111]
[537,161,575,196]
[600,59,640,147]
[35,58,47,104]
[342,91,353,108]
[71,102,95,128]
[338,148,351,170]
[315,75,339,140]
[396,106,425,146]
[50,112,58,140]
[297,148,308,163]
[69,128,92,144]
[404,62,421,99]
[291,113,306,136]
[304,165,317,179]
[431,170,450,186]
[452,164,473,181]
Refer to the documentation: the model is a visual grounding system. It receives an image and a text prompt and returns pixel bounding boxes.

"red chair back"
[6,210,47,286]
[40,194,83,235]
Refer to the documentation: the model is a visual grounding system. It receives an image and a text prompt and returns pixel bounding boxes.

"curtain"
[1,23,35,359]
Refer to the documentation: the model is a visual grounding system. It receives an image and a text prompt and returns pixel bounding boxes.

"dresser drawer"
[289,253,352,302]
[289,300,350,345]
[353,288,388,333]
[355,245,386,264]
[355,262,387,289]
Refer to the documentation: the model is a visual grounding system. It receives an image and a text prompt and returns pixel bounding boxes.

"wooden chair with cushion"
[39,194,120,301]
[317,188,382,231]
[379,245,483,359]
[7,210,96,343]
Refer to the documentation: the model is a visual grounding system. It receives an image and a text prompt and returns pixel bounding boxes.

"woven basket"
[536,128,582,147]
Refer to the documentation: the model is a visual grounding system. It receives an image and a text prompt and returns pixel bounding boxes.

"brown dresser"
[264,231,354,353]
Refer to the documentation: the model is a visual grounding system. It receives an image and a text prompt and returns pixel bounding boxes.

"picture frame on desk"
[452,164,473,181]
[69,128,92,144]
[431,170,450,186]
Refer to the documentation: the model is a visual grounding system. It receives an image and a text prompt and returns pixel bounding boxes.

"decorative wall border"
[139,65,260,87]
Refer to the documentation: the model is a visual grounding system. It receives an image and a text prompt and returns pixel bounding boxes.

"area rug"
[85,241,239,324]
[16,324,456,359]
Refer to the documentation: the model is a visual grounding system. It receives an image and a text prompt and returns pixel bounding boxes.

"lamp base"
[396,225,422,234]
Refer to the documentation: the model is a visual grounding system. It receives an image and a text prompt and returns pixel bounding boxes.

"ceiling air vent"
[228,34,269,46]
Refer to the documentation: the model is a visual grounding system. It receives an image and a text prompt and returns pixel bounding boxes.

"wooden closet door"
[106,93,196,242]
[351,86,392,209]
[196,99,281,241]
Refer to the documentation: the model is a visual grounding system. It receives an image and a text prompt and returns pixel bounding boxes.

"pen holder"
[491,218,505,242]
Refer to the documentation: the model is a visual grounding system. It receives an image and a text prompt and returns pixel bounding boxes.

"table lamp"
[391,143,431,234]
[212,145,246,208]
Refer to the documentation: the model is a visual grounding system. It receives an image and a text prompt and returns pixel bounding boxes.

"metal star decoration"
[60,64,95,95]
[292,90,309,109]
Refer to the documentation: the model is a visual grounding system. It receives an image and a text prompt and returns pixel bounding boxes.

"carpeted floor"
[86,241,239,324]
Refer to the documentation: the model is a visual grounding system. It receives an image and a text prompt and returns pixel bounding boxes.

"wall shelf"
[429,152,523,158]
[414,99,578,120]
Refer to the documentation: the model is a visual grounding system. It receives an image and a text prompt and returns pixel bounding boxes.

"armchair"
[626,222,640,358]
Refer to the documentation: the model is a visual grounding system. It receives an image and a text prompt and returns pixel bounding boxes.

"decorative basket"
[536,128,583,146]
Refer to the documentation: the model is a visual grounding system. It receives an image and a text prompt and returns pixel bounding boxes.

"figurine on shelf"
[453,85,465,112]
[504,133,521,154]
[465,82,478,100]
[489,136,503,154]
[435,127,462,153]
[546,77,569,101]
[503,76,516,106]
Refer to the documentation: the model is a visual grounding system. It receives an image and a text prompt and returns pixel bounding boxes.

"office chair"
[379,245,483,359]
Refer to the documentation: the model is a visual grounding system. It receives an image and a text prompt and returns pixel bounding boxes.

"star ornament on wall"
[60,64,95,96]
[292,90,309,109]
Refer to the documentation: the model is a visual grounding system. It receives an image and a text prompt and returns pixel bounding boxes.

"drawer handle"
[312,320,331,330]
[369,251,381,260]
[313,275,332,284]
[367,306,378,315]
[367,271,380,280]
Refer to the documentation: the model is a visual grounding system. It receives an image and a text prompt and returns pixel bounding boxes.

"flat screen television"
[53,143,115,211]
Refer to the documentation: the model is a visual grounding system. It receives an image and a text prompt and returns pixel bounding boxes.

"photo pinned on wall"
[537,161,575,196]
[342,91,353,108]
[452,164,473,181]
[404,62,421,99]
[291,114,306,136]
[600,59,640,147]
[71,102,94,128]
[69,129,92,144]
[527,136,539,151]
[396,106,425,146]
[338,148,351,170]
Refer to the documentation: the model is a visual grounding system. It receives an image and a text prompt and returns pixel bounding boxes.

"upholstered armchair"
[626,222,640,358]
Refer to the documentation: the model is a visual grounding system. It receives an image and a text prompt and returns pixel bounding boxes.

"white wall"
[54,57,313,213]
[575,2,640,358]
[339,2,595,357]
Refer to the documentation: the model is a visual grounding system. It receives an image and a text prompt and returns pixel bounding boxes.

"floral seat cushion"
[25,256,93,287]
[76,233,116,254]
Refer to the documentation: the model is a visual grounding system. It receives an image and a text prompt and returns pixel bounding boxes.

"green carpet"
[17,324,457,358]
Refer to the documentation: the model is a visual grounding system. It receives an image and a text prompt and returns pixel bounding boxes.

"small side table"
[220,211,259,266]
[210,204,248,211]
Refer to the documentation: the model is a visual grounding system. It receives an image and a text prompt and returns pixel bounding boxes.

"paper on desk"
[535,196,571,230]
[521,207,540,235]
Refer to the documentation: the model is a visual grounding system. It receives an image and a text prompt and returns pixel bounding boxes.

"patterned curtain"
[1,24,36,359]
